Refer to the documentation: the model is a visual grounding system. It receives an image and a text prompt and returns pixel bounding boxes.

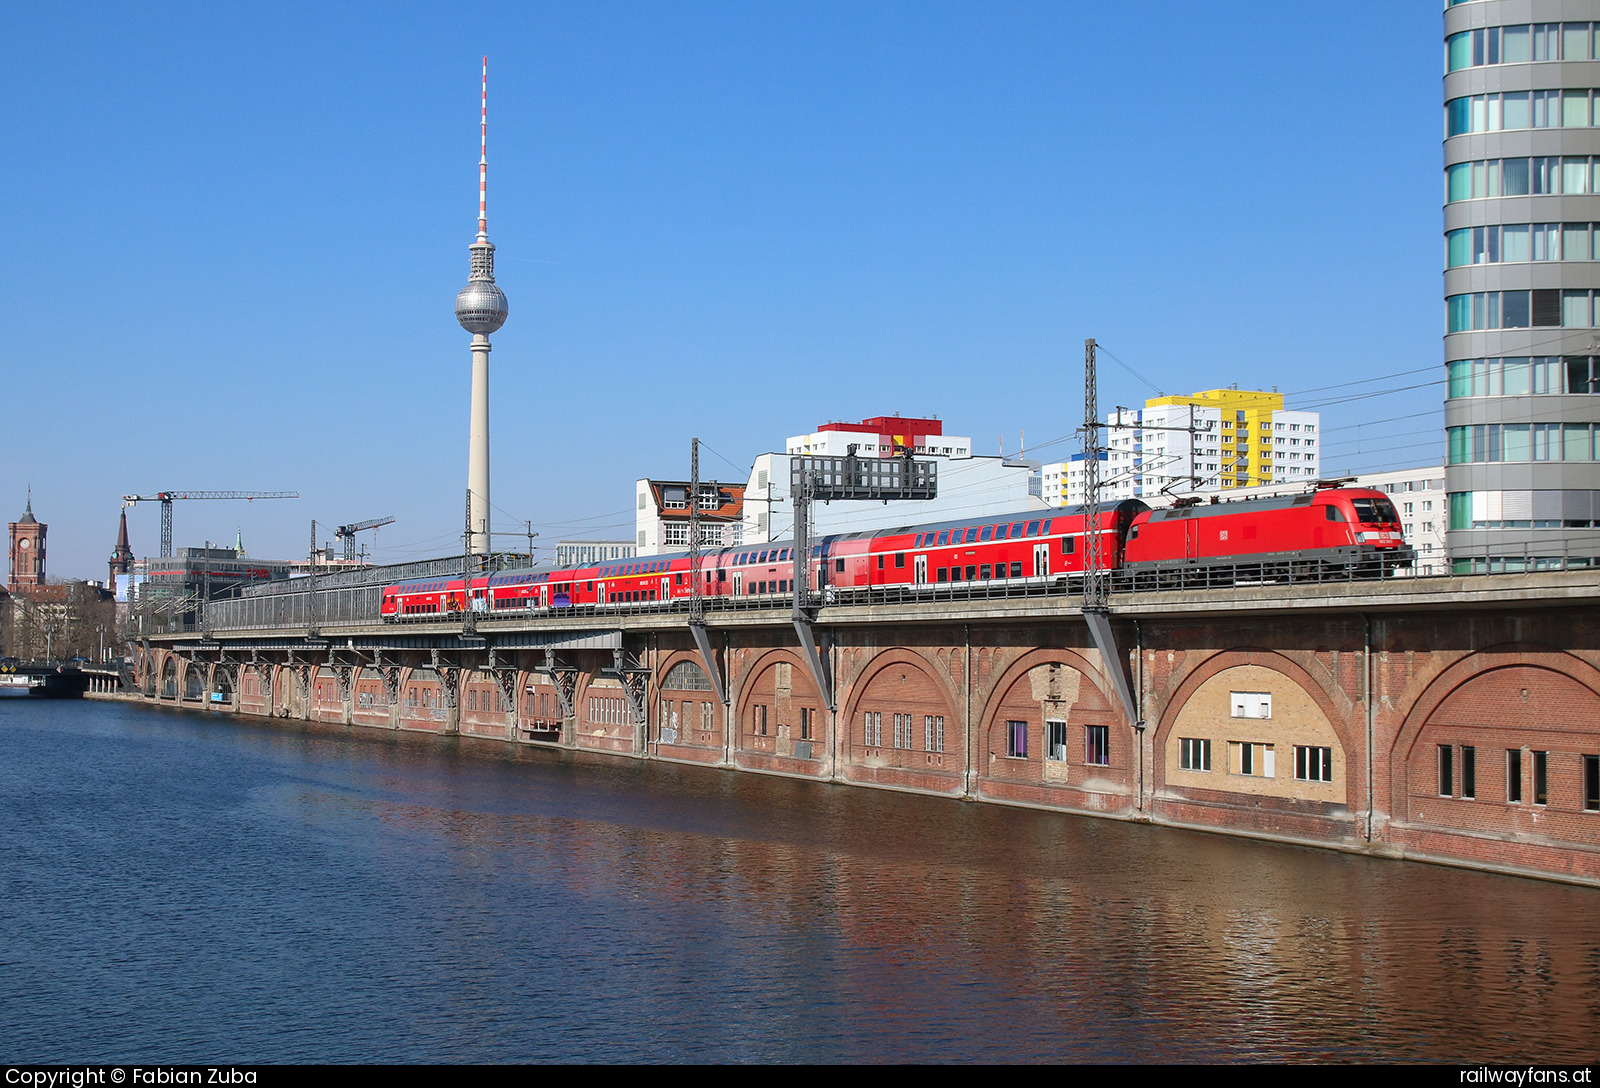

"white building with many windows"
[1042,388,1321,507]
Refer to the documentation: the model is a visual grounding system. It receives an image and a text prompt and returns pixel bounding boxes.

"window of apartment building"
[1085,725,1110,766]
[1534,750,1549,805]
[1296,746,1334,783]
[1585,755,1600,812]
[1462,746,1477,799]
[925,715,945,753]
[1046,720,1068,762]
[1438,744,1455,796]
[799,706,813,741]
[1231,692,1272,718]
[753,704,769,737]
[1180,737,1211,771]
[863,711,882,748]
[1230,741,1275,777]
[1507,749,1523,802]
[1006,720,1028,758]
[701,701,715,733]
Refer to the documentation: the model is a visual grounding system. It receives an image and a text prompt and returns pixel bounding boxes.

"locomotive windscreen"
[1351,497,1400,525]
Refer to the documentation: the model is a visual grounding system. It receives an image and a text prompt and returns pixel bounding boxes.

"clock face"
[17,539,28,550]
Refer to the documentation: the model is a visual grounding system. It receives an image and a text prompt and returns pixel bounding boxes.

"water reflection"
[1,699,1597,1063]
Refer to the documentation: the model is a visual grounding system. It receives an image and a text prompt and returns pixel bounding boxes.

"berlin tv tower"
[454,56,509,556]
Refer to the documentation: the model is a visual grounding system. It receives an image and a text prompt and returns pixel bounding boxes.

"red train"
[380,485,1411,620]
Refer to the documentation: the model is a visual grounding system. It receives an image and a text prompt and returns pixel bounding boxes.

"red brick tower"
[8,494,46,591]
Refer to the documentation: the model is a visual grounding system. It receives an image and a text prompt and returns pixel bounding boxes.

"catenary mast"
[454,56,509,556]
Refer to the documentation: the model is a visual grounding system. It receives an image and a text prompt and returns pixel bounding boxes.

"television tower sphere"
[455,245,509,334]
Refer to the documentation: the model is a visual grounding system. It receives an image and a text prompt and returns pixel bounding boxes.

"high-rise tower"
[454,56,509,556]
[1443,3,1600,572]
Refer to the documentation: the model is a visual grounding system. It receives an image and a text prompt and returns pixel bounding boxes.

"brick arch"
[654,650,724,753]
[181,658,207,701]
[977,647,1114,785]
[838,647,960,776]
[517,666,564,740]
[977,646,1113,737]
[734,646,823,757]
[1390,643,1600,765]
[310,665,343,723]
[1386,645,1600,868]
[211,664,234,703]
[1151,648,1353,762]
[350,665,394,727]
[398,665,447,730]
[460,668,512,738]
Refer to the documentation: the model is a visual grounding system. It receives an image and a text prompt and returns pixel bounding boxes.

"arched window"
[662,660,714,691]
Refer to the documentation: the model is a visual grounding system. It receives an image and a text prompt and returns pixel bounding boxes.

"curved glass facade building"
[1444,0,1600,571]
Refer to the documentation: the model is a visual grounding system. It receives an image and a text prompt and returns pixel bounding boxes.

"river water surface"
[2,698,1597,1063]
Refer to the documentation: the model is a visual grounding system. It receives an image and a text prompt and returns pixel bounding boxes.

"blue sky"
[0,2,1444,576]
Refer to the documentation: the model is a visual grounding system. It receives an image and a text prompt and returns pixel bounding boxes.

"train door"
[1185,516,1199,561]
[539,586,548,608]
[914,555,928,585]
[598,583,607,605]
[471,587,488,613]
[732,571,742,597]
[1033,542,1050,578]
[660,576,670,600]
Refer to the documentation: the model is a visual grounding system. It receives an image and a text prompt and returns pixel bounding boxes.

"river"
[2,698,1596,1063]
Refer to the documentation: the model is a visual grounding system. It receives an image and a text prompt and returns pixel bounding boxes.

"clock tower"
[9,495,46,591]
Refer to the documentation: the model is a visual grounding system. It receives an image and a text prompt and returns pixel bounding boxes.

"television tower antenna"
[455,55,509,556]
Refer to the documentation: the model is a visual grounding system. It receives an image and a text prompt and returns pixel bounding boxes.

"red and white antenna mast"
[477,55,489,243]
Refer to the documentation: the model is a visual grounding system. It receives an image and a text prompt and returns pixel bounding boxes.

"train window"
[1026,520,1041,536]
[1009,523,1024,537]
[1061,536,1077,554]
[965,528,979,543]
[1352,498,1400,524]
[994,524,1008,540]
[718,570,726,582]
[1325,506,1347,522]
[835,558,845,572]
[980,527,993,542]
[1010,562,1023,577]
[894,553,905,568]
[1129,526,1140,540]
[877,555,885,570]
[994,563,1007,579]
[586,582,594,591]
[980,564,992,579]
[937,531,949,546]
[937,568,949,582]
[914,534,925,547]
[950,566,963,581]
[965,565,977,580]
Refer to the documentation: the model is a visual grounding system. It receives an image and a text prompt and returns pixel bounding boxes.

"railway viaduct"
[131,572,1600,886]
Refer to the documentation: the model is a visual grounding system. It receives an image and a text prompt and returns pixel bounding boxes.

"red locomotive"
[380,485,1410,619]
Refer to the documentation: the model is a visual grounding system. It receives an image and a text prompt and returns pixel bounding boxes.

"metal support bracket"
[1083,608,1140,728]
[541,650,577,719]
[493,667,518,715]
[791,618,835,712]
[613,648,651,727]
[688,621,729,706]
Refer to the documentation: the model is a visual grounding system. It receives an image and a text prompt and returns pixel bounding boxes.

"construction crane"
[335,516,395,561]
[122,491,300,557]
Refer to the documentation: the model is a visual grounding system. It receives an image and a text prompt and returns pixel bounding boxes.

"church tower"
[109,507,133,587]
[9,495,46,591]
